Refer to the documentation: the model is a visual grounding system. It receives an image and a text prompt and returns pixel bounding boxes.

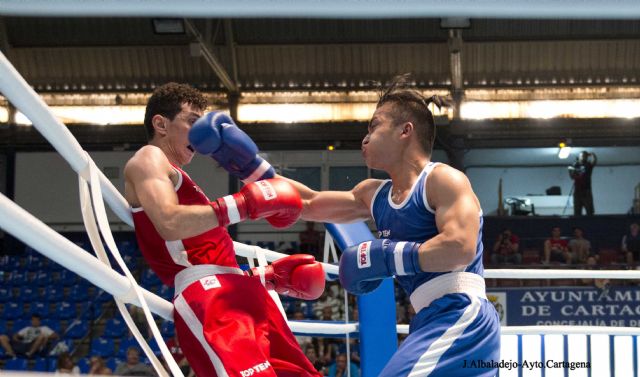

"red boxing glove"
[249,254,325,300]
[210,178,302,228]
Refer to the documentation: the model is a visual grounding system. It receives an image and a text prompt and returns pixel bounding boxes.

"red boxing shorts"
[172,265,321,377]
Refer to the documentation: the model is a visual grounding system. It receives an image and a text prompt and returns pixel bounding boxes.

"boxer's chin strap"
[78,155,184,377]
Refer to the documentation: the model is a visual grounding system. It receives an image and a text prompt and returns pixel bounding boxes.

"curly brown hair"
[143,82,208,140]
[376,74,447,155]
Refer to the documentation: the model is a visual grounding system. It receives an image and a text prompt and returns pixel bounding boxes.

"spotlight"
[327,145,335,151]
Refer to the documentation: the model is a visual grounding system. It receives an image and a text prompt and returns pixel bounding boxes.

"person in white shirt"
[0,314,58,358]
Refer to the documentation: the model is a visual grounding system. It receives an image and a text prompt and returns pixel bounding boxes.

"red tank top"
[132,165,237,286]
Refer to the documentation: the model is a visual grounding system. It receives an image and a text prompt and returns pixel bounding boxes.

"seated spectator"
[581,255,610,289]
[543,226,571,264]
[569,227,592,264]
[491,228,521,265]
[88,355,112,375]
[327,353,360,377]
[304,344,327,375]
[114,347,155,376]
[622,222,640,266]
[0,314,58,358]
[313,285,343,320]
[299,221,324,261]
[291,310,313,348]
[165,335,191,377]
[55,352,80,374]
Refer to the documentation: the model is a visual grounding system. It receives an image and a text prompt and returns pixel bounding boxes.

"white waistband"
[174,265,245,297]
[409,272,487,313]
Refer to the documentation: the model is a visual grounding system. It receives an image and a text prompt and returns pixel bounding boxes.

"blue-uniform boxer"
[339,162,500,377]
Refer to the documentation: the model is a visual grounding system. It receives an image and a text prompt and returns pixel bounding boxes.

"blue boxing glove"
[189,111,275,183]
[339,239,422,295]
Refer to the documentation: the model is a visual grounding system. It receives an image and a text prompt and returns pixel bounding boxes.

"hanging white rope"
[79,158,183,377]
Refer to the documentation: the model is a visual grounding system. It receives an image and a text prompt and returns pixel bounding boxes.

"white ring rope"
[80,158,182,377]
[485,269,640,279]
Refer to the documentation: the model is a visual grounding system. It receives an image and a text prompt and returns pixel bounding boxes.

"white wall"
[14,151,229,229]
[466,147,640,215]
[12,146,640,231]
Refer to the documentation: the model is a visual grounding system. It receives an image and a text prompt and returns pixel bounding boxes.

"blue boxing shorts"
[380,293,500,377]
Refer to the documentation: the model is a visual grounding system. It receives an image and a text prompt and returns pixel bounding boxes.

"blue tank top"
[370,162,485,295]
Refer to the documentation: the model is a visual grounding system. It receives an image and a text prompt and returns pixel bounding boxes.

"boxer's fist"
[189,111,274,182]
[210,178,302,228]
[252,255,325,300]
[339,239,422,295]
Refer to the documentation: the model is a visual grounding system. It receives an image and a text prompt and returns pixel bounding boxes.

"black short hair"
[143,82,207,140]
[376,74,447,155]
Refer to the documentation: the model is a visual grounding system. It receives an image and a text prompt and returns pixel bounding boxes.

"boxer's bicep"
[125,148,179,226]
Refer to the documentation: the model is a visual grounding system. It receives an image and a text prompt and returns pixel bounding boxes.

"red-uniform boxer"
[124,83,324,377]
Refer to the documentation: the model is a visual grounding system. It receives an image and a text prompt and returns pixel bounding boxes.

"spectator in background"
[165,335,191,377]
[299,221,324,261]
[55,352,80,374]
[114,347,155,376]
[313,284,343,320]
[327,353,360,377]
[291,310,313,349]
[568,151,597,216]
[581,255,610,289]
[88,356,112,375]
[0,314,58,358]
[304,345,327,375]
[491,228,521,265]
[622,223,640,266]
[569,227,592,264]
[543,227,571,264]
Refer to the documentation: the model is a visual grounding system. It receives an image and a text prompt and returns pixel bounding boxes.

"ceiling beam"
[184,19,239,94]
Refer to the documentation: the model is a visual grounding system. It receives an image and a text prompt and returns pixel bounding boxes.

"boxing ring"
[3,2,640,375]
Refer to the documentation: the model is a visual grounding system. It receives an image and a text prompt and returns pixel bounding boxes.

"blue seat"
[158,285,174,301]
[0,256,22,271]
[8,271,28,286]
[91,337,115,358]
[43,319,61,334]
[25,255,45,271]
[95,288,113,303]
[31,270,52,286]
[103,318,127,338]
[20,286,40,301]
[5,358,29,371]
[2,302,23,320]
[64,319,88,339]
[69,285,89,302]
[32,357,51,372]
[12,319,31,334]
[29,302,50,317]
[77,358,91,374]
[59,270,78,286]
[45,286,65,302]
[160,320,175,338]
[106,357,119,372]
[53,301,77,320]
[0,286,13,302]
[117,338,139,358]
[80,302,103,320]
[117,240,138,256]
[141,269,162,287]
